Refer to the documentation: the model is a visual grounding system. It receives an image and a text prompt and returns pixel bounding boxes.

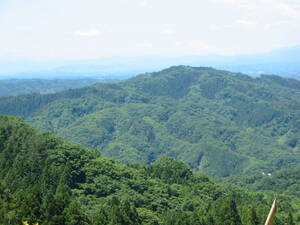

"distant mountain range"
[0,79,99,97]
[0,45,300,79]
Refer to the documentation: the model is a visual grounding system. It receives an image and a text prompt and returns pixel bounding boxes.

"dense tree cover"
[0,79,99,97]
[1,66,300,176]
[223,169,300,197]
[0,115,296,224]
[220,168,300,223]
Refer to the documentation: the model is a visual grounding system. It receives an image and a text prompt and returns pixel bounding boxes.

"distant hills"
[1,66,300,177]
[1,45,300,79]
[218,45,300,78]
[0,77,127,98]
[0,79,99,97]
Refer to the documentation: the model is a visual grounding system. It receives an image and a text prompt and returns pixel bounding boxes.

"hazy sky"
[0,0,299,60]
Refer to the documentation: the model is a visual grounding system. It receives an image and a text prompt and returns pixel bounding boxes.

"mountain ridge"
[1,66,300,177]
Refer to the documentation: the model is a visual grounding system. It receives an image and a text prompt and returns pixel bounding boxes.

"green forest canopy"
[0,115,297,225]
[1,66,300,177]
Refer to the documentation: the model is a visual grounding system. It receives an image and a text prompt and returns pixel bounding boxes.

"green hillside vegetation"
[221,168,300,223]
[1,66,300,177]
[0,79,98,97]
[2,115,295,224]
[223,169,300,196]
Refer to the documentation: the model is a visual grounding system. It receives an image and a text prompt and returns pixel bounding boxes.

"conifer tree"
[213,197,242,225]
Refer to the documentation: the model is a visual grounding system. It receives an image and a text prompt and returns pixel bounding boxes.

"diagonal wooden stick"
[264,199,277,225]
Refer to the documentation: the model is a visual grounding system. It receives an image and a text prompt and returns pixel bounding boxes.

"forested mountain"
[1,66,300,177]
[0,79,99,97]
[1,114,291,224]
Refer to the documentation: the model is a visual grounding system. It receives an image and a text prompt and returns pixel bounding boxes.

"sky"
[0,0,300,60]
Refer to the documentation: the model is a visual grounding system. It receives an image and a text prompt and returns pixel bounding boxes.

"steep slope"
[0,115,284,224]
[1,66,300,177]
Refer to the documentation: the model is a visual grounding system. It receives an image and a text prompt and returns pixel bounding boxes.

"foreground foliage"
[0,115,296,224]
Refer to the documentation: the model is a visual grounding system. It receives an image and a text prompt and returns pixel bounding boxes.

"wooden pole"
[264,199,277,225]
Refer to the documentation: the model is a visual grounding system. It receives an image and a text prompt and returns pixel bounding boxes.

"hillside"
[223,168,300,198]
[221,167,300,221]
[0,114,287,224]
[1,66,300,177]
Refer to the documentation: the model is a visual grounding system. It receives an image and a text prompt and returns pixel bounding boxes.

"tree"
[64,201,89,225]
[213,197,242,225]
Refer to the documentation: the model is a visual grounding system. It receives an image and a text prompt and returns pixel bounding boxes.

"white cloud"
[210,20,257,30]
[210,0,300,13]
[160,28,175,36]
[263,0,300,17]
[139,0,150,8]
[74,28,101,37]
[2,0,300,60]
[136,42,154,48]
[210,0,256,9]
[189,40,217,52]
[235,19,257,28]
[264,20,290,29]
[209,24,233,30]
[175,40,217,54]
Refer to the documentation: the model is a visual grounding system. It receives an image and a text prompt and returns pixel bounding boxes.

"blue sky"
[0,0,299,60]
